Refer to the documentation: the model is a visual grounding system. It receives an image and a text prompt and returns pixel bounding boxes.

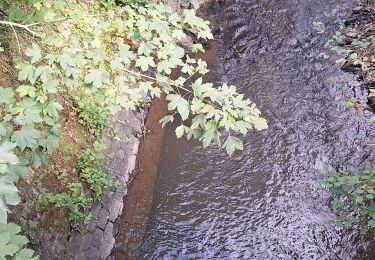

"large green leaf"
[11,126,41,150]
[135,56,155,72]
[166,94,189,121]
[223,136,243,155]
[0,88,14,105]
[0,142,19,165]
[25,44,42,64]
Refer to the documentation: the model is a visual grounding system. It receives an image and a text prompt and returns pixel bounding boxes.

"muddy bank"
[111,97,168,259]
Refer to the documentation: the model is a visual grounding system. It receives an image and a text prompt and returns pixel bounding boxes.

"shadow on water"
[119,0,375,259]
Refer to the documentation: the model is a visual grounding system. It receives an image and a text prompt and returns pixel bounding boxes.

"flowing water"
[128,0,375,259]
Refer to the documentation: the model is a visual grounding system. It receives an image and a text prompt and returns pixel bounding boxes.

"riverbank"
[3,1,208,259]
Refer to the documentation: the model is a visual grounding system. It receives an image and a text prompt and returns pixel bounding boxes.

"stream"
[117,0,375,259]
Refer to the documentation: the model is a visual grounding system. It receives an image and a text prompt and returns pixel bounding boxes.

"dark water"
[139,0,375,259]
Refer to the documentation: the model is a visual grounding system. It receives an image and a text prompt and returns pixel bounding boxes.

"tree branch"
[0,20,42,37]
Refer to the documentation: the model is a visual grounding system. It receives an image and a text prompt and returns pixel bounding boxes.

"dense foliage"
[319,169,375,234]
[0,0,267,258]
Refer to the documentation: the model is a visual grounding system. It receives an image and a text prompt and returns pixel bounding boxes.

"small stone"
[104,222,114,241]
[90,202,102,219]
[91,229,104,249]
[109,200,123,222]
[81,233,93,251]
[86,245,100,260]
[97,208,109,230]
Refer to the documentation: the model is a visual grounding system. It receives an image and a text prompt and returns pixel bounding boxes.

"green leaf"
[0,88,14,104]
[192,44,204,53]
[0,209,6,224]
[252,117,268,130]
[223,136,243,155]
[135,56,155,72]
[11,126,41,150]
[85,69,110,88]
[26,150,44,168]
[57,53,73,70]
[17,62,36,84]
[159,115,174,128]
[15,248,36,260]
[175,125,184,139]
[166,94,189,121]
[0,142,19,165]
[41,79,58,93]
[25,44,42,64]
[0,183,18,194]
[16,85,36,98]
[43,102,63,118]
[45,135,59,154]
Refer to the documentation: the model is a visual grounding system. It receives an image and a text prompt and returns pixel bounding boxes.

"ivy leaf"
[0,88,14,104]
[175,125,184,139]
[135,56,155,72]
[0,182,20,206]
[159,115,174,128]
[16,85,36,98]
[25,43,42,64]
[166,94,189,121]
[15,248,36,260]
[192,44,204,53]
[85,69,110,88]
[11,126,41,150]
[0,142,19,165]
[17,62,36,84]
[45,135,59,154]
[110,57,125,71]
[57,53,73,70]
[43,102,63,118]
[41,79,58,93]
[223,136,243,155]
[118,43,133,65]
[34,66,53,83]
[252,117,268,130]
[25,150,44,168]
[157,60,172,75]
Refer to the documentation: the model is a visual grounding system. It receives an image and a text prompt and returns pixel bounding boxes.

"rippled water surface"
[139,0,375,259]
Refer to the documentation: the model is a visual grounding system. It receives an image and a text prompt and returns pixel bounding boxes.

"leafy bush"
[41,182,92,228]
[76,98,111,137]
[319,168,375,234]
[77,143,118,199]
[0,223,37,259]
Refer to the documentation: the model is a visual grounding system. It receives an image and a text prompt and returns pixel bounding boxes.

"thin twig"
[27,17,69,27]
[10,24,21,55]
[0,20,42,37]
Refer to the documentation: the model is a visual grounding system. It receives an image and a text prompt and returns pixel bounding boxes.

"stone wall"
[61,110,142,260]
